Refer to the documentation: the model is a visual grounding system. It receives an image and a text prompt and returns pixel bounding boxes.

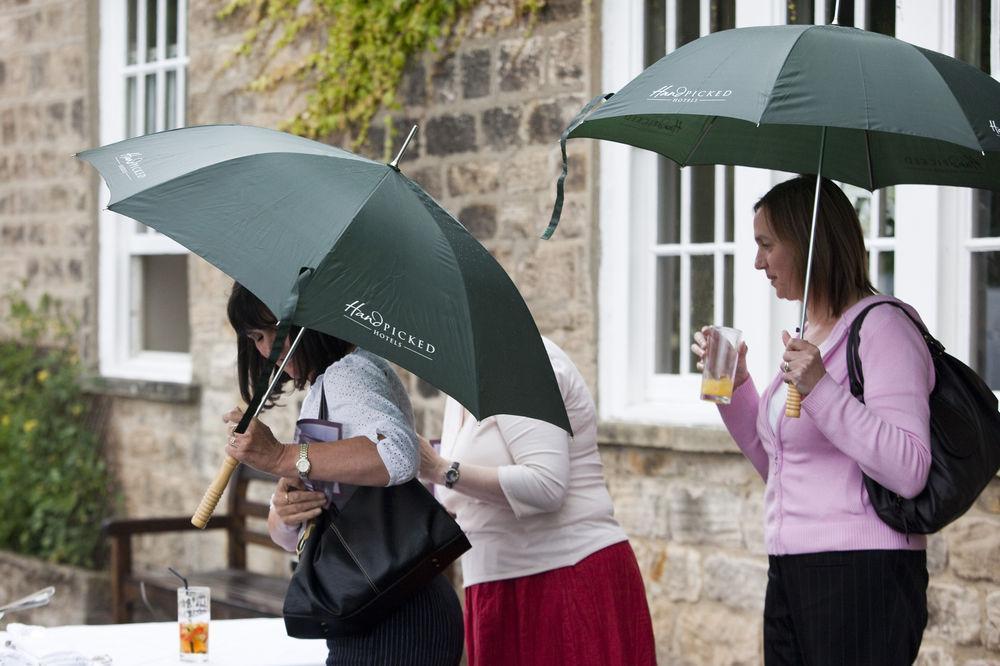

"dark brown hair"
[226,282,353,405]
[754,175,875,317]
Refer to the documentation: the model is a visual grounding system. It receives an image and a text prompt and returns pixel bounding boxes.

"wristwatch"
[295,442,311,481]
[444,461,461,489]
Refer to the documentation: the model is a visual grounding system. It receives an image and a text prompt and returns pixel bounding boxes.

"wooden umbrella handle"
[191,455,240,528]
[785,385,802,418]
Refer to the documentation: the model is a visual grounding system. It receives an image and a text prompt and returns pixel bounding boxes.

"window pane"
[167,0,179,59]
[689,255,714,369]
[880,188,895,237]
[166,70,177,129]
[127,0,138,65]
[723,254,734,326]
[970,251,1000,390]
[655,256,681,374]
[955,0,991,73]
[658,161,681,244]
[141,254,190,353]
[711,0,736,32]
[677,0,701,46]
[787,0,813,24]
[877,251,894,295]
[146,0,158,62]
[973,190,1000,238]
[868,0,895,36]
[125,76,137,137]
[645,0,666,66]
[145,73,157,134]
[691,165,715,243]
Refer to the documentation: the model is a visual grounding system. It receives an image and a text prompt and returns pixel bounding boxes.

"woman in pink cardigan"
[693,176,933,665]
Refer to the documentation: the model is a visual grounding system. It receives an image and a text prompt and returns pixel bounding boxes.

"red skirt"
[464,540,656,666]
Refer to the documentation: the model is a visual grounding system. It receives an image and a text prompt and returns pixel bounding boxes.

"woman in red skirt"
[419,338,656,665]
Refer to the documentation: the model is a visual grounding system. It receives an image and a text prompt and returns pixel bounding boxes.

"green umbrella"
[79,124,570,434]
[545,23,1000,415]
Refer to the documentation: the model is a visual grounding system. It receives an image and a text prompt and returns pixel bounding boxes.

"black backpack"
[846,301,1000,534]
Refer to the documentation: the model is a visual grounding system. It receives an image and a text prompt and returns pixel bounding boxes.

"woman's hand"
[780,330,826,395]
[417,436,447,484]
[223,408,290,475]
[691,326,749,389]
[271,477,326,528]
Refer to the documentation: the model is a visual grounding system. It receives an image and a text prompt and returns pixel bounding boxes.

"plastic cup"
[700,326,742,404]
[178,586,210,662]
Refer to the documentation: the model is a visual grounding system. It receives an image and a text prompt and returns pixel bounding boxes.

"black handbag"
[846,301,1000,534]
[282,388,470,639]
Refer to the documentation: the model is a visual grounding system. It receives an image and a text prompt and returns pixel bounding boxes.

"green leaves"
[220,0,542,154]
[0,292,115,569]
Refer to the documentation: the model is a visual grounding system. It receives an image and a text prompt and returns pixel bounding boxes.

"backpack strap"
[846,300,943,404]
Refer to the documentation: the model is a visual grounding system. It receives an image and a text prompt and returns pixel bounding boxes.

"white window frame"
[600,0,793,426]
[99,0,191,382]
[598,0,999,426]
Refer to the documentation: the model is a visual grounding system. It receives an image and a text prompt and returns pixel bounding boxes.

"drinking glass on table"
[178,586,210,662]
[700,326,742,404]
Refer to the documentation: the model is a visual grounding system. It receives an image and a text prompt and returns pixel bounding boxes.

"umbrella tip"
[389,125,419,169]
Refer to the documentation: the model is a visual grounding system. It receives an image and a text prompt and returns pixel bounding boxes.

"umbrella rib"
[864,130,874,190]
[682,117,717,166]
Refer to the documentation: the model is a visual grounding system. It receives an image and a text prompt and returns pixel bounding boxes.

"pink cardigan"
[720,295,934,555]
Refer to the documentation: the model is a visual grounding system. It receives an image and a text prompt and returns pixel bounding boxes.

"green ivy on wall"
[219,0,543,153]
[0,293,115,569]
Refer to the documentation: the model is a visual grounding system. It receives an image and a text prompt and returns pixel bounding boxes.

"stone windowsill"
[598,420,739,454]
[82,375,200,404]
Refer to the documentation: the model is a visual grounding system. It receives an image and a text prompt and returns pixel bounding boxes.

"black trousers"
[764,550,928,666]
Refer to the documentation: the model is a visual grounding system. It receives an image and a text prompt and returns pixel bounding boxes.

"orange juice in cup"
[178,586,210,662]
[700,326,742,405]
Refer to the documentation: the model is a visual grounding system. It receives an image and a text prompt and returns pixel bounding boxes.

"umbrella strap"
[235,268,313,434]
[541,92,613,241]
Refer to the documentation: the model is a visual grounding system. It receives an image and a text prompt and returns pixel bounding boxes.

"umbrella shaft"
[250,326,307,422]
[798,127,827,336]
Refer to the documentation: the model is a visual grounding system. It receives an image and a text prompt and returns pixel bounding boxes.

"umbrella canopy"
[546,23,1000,240]
[80,124,570,433]
[544,23,1000,416]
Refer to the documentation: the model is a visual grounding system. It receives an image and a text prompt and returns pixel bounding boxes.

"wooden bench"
[102,465,291,623]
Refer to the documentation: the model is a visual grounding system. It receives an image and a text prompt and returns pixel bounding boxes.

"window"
[99,0,191,382]
[956,0,1000,390]
[599,0,737,425]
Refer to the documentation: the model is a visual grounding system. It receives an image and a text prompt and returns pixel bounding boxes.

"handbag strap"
[846,300,943,403]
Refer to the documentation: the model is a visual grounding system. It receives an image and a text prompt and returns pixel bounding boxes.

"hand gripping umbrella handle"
[192,455,239,528]
[190,326,307,528]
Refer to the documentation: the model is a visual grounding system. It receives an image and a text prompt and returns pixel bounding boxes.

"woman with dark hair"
[693,176,933,665]
[222,282,463,666]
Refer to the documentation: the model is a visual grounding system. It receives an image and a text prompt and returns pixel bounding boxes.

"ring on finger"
[782,361,790,372]
[285,492,290,505]
[228,435,236,446]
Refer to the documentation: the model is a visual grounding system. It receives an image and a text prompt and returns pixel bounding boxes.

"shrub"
[0,293,115,569]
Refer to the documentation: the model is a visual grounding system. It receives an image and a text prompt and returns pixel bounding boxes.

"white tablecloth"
[0,617,328,665]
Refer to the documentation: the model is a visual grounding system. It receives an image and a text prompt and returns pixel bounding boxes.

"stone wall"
[0,0,98,358]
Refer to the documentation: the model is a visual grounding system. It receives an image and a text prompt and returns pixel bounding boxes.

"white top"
[271,348,418,550]
[298,347,419,485]
[437,338,628,586]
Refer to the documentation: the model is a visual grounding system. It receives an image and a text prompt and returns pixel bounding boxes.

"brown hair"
[754,176,875,317]
[226,282,353,406]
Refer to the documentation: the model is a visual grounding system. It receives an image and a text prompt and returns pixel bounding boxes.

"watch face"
[296,458,310,474]
[444,468,459,483]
